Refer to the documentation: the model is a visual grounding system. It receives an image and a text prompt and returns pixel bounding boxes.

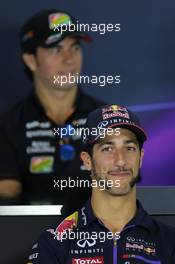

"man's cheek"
[133,166,139,177]
[100,167,108,175]
[93,161,108,175]
[38,64,50,75]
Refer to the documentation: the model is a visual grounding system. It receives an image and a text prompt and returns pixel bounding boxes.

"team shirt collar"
[77,199,153,233]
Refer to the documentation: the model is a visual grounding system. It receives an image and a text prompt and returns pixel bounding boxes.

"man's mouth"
[58,71,77,76]
[108,170,131,177]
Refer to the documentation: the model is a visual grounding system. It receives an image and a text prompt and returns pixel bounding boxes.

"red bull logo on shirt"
[47,211,78,240]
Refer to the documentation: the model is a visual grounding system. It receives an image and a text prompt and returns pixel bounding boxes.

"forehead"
[56,36,80,46]
[36,36,80,54]
[96,128,138,145]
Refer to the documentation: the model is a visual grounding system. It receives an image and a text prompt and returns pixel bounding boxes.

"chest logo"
[29,156,54,173]
[77,238,96,248]
[72,256,104,264]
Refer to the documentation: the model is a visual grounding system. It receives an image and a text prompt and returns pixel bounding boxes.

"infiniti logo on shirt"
[77,238,96,248]
[127,236,135,242]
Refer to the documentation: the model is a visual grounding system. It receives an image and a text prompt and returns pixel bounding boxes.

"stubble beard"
[91,161,141,197]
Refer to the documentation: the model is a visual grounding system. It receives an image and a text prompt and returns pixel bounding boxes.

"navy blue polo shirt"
[27,199,175,263]
[0,88,104,205]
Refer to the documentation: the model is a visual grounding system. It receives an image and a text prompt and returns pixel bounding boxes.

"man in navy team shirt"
[27,104,175,263]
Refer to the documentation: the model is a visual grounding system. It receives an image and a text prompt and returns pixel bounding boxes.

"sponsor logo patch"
[29,253,39,260]
[26,141,55,154]
[144,247,156,254]
[45,33,62,44]
[22,30,34,42]
[47,211,78,240]
[103,112,129,120]
[71,248,104,255]
[122,254,161,263]
[77,238,96,248]
[72,256,104,264]
[102,105,130,120]
[102,105,128,114]
[49,13,72,30]
[126,242,144,250]
[32,243,38,249]
[125,237,156,256]
[29,156,54,173]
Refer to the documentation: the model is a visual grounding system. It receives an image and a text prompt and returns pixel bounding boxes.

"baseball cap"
[82,104,147,147]
[20,9,92,53]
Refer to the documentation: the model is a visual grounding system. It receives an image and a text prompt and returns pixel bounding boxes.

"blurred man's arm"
[0,179,22,198]
[0,118,22,202]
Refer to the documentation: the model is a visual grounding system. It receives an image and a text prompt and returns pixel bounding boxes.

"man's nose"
[62,50,74,65]
[113,149,126,166]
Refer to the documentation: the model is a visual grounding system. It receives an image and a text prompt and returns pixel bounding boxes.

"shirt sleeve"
[0,118,21,181]
[26,234,62,264]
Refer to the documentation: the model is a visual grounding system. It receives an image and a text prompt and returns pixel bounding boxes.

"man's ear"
[80,151,92,171]
[22,53,37,72]
[139,148,144,168]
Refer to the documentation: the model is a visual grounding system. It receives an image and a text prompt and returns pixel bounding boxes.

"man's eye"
[101,146,113,152]
[48,47,61,54]
[72,43,81,51]
[127,146,136,151]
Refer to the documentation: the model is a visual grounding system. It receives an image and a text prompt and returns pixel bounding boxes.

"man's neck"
[34,79,78,124]
[91,188,137,234]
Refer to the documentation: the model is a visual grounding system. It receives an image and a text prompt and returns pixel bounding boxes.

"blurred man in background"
[0,9,105,206]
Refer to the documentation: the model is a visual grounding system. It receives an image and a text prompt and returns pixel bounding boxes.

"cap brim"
[42,31,92,48]
[59,31,92,42]
[108,123,147,142]
[86,123,147,146]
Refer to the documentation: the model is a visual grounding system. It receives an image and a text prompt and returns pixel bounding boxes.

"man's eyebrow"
[96,139,139,147]
[53,43,62,48]
[124,140,139,145]
[72,39,80,45]
[96,141,114,147]
[56,39,80,49]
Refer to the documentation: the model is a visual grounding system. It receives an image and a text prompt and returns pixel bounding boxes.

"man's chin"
[106,185,134,196]
[51,83,76,92]
[105,177,138,196]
